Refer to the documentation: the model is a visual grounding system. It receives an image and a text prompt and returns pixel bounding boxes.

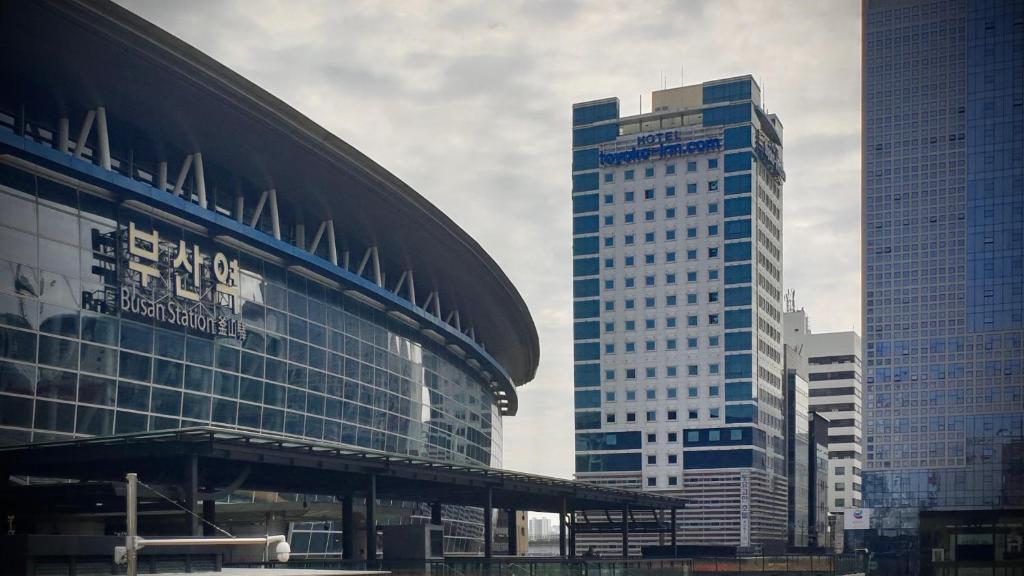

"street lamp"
[117,473,290,576]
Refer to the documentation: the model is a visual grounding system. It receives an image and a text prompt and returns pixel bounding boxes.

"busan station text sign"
[121,221,247,340]
[599,131,722,167]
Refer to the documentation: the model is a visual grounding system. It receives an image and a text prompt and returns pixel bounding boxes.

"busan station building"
[0,0,537,558]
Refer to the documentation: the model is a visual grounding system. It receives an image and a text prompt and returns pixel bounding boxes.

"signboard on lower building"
[843,508,871,530]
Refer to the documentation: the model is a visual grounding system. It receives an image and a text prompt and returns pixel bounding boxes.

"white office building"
[571,76,787,553]
[783,309,863,518]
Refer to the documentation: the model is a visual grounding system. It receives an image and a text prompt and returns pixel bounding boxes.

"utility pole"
[126,473,139,576]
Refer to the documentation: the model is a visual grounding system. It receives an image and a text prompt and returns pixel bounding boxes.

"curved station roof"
[0,0,539,413]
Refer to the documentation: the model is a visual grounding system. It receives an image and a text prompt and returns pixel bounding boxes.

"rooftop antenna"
[681,66,684,87]
[639,93,642,115]
[784,289,797,313]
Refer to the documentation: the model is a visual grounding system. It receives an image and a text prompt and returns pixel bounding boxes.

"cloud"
[118,0,862,479]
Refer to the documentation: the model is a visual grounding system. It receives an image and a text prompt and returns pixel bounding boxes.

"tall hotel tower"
[863,0,1023,572]
[571,76,787,552]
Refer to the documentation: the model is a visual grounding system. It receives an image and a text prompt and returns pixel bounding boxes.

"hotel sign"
[599,130,721,166]
[754,130,785,183]
[120,221,246,340]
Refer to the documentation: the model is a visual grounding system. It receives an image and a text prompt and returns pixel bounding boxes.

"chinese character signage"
[120,220,246,340]
[739,472,751,547]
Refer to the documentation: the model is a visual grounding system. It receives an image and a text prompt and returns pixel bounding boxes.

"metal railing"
[228,553,866,576]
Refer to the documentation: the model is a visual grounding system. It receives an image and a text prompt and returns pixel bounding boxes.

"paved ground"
[149,565,869,576]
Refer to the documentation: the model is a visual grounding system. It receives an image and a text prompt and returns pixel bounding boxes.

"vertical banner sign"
[120,220,246,340]
[739,472,751,546]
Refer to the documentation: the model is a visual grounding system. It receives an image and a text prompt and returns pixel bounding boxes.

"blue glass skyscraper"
[863,0,1023,572]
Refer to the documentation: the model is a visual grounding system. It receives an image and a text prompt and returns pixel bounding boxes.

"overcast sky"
[120,0,862,480]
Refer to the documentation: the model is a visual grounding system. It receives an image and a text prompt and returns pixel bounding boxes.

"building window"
[708,202,719,214]
[666,185,676,197]
[644,189,655,200]
[668,476,678,486]
[606,413,616,423]
[687,161,697,172]
[668,454,678,464]
[708,158,719,170]
[708,180,719,192]
[646,410,656,421]
[626,412,636,422]
[647,454,657,464]
[668,432,678,442]
[605,391,616,401]
[603,193,614,204]
[647,477,657,487]
[626,390,636,401]
[625,170,635,181]
[667,387,677,398]
[647,433,657,443]
[604,173,614,183]
[709,407,720,419]
[666,164,676,175]
[644,167,655,178]
[667,410,677,421]
[687,183,697,194]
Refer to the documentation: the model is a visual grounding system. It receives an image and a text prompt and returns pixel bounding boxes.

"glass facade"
[0,162,503,468]
[863,0,1024,566]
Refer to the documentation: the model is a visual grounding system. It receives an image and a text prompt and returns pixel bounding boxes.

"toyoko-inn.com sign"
[121,221,246,340]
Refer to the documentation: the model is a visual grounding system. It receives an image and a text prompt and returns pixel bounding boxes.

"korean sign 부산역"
[121,221,246,340]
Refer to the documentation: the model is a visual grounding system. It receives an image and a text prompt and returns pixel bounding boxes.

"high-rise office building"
[572,76,787,553]
[784,337,836,552]
[783,309,863,519]
[863,0,1023,571]
[785,346,812,548]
